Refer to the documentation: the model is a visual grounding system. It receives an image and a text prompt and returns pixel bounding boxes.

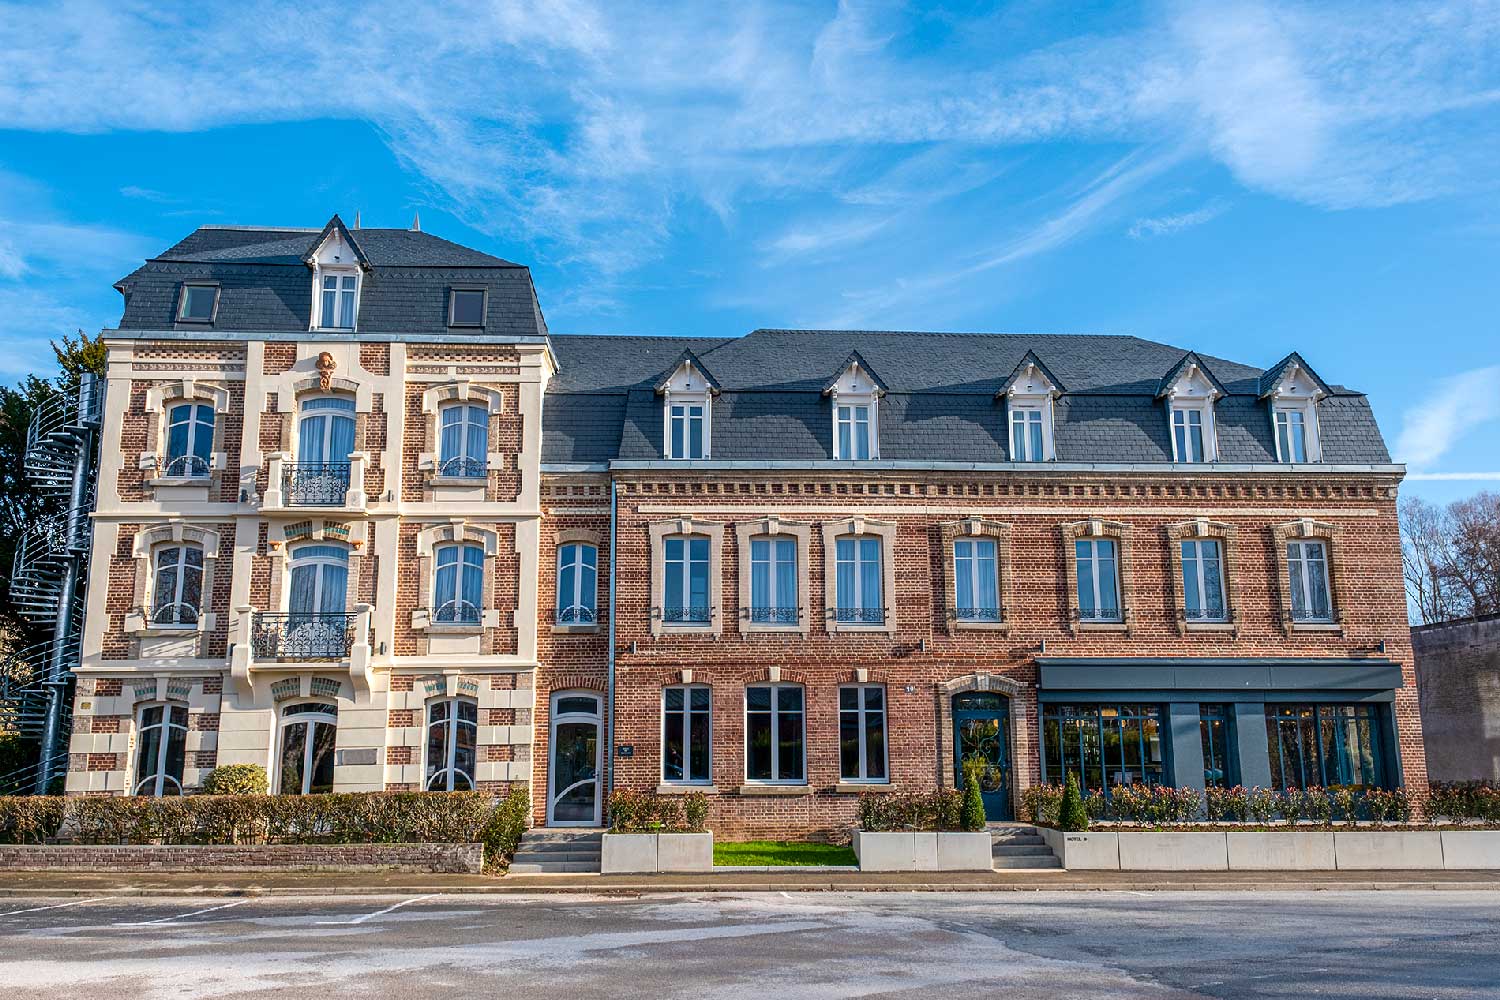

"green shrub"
[960,759,987,831]
[681,791,710,833]
[480,786,530,870]
[855,789,965,831]
[1021,783,1062,825]
[1328,785,1359,824]
[201,764,269,796]
[1246,787,1279,824]
[1428,781,1500,822]
[1205,785,1249,822]
[0,795,67,844]
[1059,773,1088,832]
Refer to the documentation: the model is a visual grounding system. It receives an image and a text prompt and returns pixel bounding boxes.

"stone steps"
[990,824,1064,870]
[509,829,603,874]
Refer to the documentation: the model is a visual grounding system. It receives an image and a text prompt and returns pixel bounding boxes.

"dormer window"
[1260,353,1328,464]
[319,273,358,330]
[657,353,718,461]
[1158,353,1224,464]
[177,284,219,323]
[824,352,885,461]
[1000,352,1061,462]
[449,288,486,327]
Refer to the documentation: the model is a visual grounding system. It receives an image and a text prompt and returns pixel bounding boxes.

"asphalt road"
[0,890,1496,998]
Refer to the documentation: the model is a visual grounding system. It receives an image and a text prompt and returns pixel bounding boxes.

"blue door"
[953,691,1012,821]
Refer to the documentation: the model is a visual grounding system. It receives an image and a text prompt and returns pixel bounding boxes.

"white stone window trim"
[648,517,725,636]
[424,694,479,791]
[1265,364,1325,463]
[660,683,713,786]
[311,267,361,331]
[124,524,221,637]
[659,359,714,460]
[416,381,507,481]
[131,700,189,797]
[820,517,898,634]
[1270,518,1345,634]
[1060,518,1135,633]
[1162,363,1222,463]
[827,360,882,460]
[743,682,807,786]
[1165,519,1239,635]
[838,683,889,783]
[1002,360,1060,461]
[939,518,1012,634]
[275,700,339,795]
[138,380,232,485]
[264,385,371,510]
[411,521,503,634]
[1273,400,1321,463]
[734,517,812,634]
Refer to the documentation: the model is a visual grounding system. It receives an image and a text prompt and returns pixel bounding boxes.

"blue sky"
[1,1,1497,503]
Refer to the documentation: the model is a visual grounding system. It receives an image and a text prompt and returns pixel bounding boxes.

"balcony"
[953,606,1002,623]
[835,607,886,625]
[160,454,212,479]
[663,605,712,626]
[262,452,369,510]
[749,606,800,625]
[250,613,359,660]
[1077,607,1123,623]
[436,456,487,479]
[557,604,598,626]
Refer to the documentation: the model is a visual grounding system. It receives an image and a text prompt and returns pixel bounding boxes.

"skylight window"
[449,288,486,327]
[177,284,218,323]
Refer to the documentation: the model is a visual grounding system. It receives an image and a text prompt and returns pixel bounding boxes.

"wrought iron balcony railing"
[1290,606,1337,624]
[749,606,800,624]
[437,456,487,479]
[251,613,356,660]
[1077,607,1123,623]
[1184,605,1229,623]
[282,462,351,506]
[434,600,482,625]
[835,606,886,624]
[953,607,1002,623]
[161,454,211,479]
[149,602,200,627]
[663,605,712,625]
[557,605,598,625]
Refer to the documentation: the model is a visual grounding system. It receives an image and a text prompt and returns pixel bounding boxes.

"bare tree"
[1401,491,1500,624]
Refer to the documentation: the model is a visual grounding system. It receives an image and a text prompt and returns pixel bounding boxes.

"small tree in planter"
[960,758,987,832]
[1059,773,1089,832]
[201,764,269,796]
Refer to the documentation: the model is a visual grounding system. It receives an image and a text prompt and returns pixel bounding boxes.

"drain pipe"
[605,477,618,806]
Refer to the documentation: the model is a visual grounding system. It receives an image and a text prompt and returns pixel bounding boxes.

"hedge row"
[1021,782,1415,826]
[607,789,709,833]
[1428,781,1500,821]
[0,789,531,869]
[856,789,966,831]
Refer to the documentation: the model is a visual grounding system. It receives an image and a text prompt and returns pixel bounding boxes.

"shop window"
[1041,703,1165,794]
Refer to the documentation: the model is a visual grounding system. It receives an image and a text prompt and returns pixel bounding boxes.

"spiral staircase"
[0,375,101,795]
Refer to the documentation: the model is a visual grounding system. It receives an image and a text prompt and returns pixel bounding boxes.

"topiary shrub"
[201,763,269,796]
[1059,773,1089,832]
[960,758,987,831]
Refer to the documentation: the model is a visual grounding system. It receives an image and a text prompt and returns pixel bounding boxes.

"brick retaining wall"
[0,843,485,873]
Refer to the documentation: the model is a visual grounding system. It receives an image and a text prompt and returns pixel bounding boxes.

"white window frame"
[662,533,712,626]
[661,685,713,785]
[1169,401,1216,463]
[275,701,339,796]
[436,401,489,478]
[1287,540,1334,623]
[432,542,484,625]
[133,701,188,796]
[1075,538,1122,623]
[313,269,360,330]
[425,696,478,792]
[283,543,351,615]
[834,534,884,624]
[839,684,888,783]
[163,401,216,479]
[556,542,599,625]
[1009,405,1046,462]
[665,397,709,459]
[953,537,1001,623]
[744,683,806,785]
[1274,403,1319,463]
[833,399,877,460]
[176,283,219,323]
[151,543,204,627]
[748,535,799,624]
[1180,538,1228,622]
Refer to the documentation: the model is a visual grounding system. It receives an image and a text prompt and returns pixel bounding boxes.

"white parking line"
[315,894,437,926]
[1,897,107,917]
[115,899,249,927]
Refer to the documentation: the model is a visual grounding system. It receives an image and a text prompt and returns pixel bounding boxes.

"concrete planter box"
[1440,831,1500,869]
[600,832,712,874]
[853,831,993,871]
[1039,828,1120,870]
[1226,831,1336,870]
[1333,831,1444,870]
[1117,831,1228,871]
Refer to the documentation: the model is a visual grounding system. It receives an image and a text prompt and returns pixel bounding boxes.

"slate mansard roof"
[542,330,1393,466]
[113,219,547,337]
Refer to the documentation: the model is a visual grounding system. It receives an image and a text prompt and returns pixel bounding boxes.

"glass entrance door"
[953,691,1012,821]
[549,692,601,826]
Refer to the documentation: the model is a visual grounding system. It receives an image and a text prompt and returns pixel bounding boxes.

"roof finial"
[354,211,361,229]
[411,211,421,232]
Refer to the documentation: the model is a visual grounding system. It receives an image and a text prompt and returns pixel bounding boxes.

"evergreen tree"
[1059,772,1089,832]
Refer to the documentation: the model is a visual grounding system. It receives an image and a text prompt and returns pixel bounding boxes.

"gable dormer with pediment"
[1259,352,1330,463]
[1156,352,1227,463]
[303,215,369,332]
[997,351,1063,462]
[822,352,886,460]
[655,351,719,460]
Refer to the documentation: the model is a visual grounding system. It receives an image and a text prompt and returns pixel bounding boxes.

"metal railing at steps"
[0,634,80,741]
[0,752,71,797]
[22,377,103,494]
[9,505,93,627]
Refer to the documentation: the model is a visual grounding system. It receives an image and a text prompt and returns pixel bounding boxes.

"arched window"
[298,396,356,465]
[288,544,350,617]
[557,543,598,624]
[434,543,484,624]
[133,702,187,796]
[278,702,338,795]
[164,402,215,477]
[426,698,478,791]
[438,403,488,478]
[151,544,204,626]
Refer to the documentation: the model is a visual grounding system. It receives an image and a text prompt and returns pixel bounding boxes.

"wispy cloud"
[1128,201,1229,238]
[1395,364,1500,468]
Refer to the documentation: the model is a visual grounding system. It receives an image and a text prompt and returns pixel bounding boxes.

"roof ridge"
[198,225,322,232]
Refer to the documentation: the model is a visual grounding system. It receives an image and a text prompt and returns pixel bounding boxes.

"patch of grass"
[712,840,857,867]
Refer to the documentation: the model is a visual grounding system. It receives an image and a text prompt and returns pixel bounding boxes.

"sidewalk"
[4,868,1499,897]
